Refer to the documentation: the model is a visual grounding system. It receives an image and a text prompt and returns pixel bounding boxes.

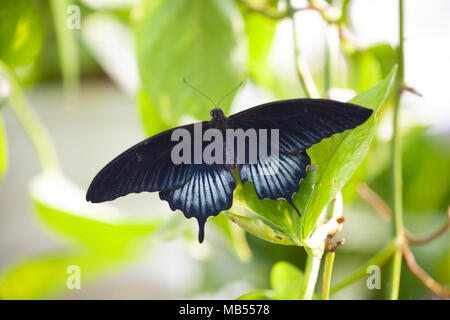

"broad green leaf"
[270,261,304,300]
[210,214,253,262]
[30,173,164,254]
[134,0,246,124]
[0,250,131,299]
[234,166,318,245]
[137,88,171,136]
[368,43,398,78]
[300,66,397,243]
[341,156,368,203]
[224,212,296,246]
[347,50,382,93]
[302,192,343,257]
[0,0,43,67]
[0,114,8,181]
[237,261,303,300]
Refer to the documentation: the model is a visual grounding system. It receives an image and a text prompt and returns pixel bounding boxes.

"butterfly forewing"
[86,123,205,203]
[229,99,373,154]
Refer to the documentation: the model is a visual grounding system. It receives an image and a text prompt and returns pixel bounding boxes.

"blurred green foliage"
[0,0,43,68]
[238,261,304,299]
[0,172,187,299]
[134,0,246,125]
[31,173,164,253]
[370,129,450,213]
[0,0,448,300]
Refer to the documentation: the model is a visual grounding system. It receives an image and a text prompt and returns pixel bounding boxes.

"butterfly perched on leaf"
[86,99,372,242]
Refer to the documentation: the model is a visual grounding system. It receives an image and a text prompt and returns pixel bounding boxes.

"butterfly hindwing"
[238,151,311,215]
[230,99,373,154]
[159,164,236,242]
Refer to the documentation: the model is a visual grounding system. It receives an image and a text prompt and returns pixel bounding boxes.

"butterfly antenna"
[216,81,244,108]
[183,78,217,107]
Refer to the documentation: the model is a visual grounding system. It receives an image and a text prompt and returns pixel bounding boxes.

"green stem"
[287,0,321,299]
[324,33,331,97]
[389,248,403,299]
[49,0,80,100]
[288,0,320,98]
[322,251,335,299]
[300,254,322,299]
[330,239,397,295]
[389,0,405,300]
[0,62,60,173]
[338,0,351,24]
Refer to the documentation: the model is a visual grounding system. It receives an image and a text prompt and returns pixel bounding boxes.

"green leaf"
[134,0,246,124]
[368,43,398,78]
[237,261,303,300]
[270,261,304,300]
[233,166,317,246]
[0,250,130,299]
[0,114,8,181]
[30,173,164,254]
[300,66,398,243]
[0,0,43,67]
[224,212,296,246]
[347,50,382,93]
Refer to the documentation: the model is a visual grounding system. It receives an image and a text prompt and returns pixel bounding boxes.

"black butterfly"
[86,99,372,243]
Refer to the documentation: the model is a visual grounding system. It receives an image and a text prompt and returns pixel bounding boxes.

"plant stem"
[330,239,397,295]
[389,248,402,299]
[288,0,320,98]
[389,0,405,300]
[324,32,331,97]
[300,254,321,299]
[0,62,60,173]
[322,251,335,299]
[287,0,321,299]
[338,0,351,24]
[49,0,80,104]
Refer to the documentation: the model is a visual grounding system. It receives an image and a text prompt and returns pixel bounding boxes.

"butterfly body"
[86,99,372,242]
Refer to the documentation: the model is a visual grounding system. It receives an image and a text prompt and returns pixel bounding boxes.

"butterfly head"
[210,108,225,121]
